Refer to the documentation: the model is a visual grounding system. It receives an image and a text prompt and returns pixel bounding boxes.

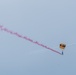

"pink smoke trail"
[0,25,62,55]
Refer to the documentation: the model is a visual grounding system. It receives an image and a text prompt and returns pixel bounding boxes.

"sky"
[0,0,76,75]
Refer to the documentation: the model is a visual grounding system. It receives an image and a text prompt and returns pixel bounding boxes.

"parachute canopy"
[59,43,66,50]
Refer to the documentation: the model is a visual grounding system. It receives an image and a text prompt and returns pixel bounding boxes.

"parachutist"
[59,43,66,55]
[62,51,64,55]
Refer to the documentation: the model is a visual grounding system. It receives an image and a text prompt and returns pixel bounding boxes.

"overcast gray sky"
[0,0,76,75]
